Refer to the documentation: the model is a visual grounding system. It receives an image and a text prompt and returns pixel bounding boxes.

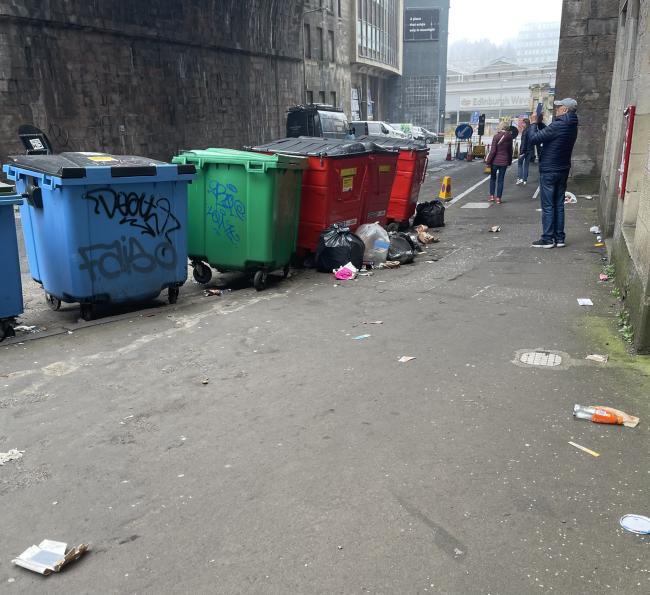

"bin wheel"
[282,265,290,279]
[253,270,268,291]
[45,293,61,311]
[80,303,94,321]
[192,262,212,285]
[385,221,399,233]
[0,320,16,342]
[168,286,180,304]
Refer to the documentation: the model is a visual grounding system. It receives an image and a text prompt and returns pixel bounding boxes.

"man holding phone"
[528,98,579,248]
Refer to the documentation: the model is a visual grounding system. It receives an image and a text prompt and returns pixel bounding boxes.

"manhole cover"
[519,351,562,367]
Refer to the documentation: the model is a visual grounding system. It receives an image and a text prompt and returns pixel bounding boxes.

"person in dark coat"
[515,118,532,185]
[528,98,579,248]
[485,121,513,204]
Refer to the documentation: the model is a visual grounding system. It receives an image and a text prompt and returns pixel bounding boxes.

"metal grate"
[519,351,562,367]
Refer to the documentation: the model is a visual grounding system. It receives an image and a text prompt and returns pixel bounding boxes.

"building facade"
[445,59,556,130]
[0,0,305,164]
[387,0,449,132]
[302,0,352,116]
[350,0,403,122]
[597,0,650,352]
[513,22,560,67]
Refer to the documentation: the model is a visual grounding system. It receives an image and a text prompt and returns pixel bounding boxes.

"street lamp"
[301,7,327,104]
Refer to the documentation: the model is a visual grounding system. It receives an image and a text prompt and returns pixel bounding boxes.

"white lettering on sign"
[460,95,530,109]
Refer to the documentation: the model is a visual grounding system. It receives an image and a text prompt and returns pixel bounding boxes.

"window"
[317,27,324,61]
[330,91,337,107]
[304,24,311,59]
[328,30,335,61]
[318,90,326,104]
[306,90,314,104]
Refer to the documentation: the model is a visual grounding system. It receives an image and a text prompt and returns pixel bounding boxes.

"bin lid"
[174,148,307,170]
[5,152,195,179]
[249,137,372,157]
[356,136,428,151]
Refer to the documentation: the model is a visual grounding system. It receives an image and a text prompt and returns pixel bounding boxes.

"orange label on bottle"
[591,407,623,424]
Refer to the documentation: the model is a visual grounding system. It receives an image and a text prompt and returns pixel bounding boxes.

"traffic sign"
[455,124,473,140]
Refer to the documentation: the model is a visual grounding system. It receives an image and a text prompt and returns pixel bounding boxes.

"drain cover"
[520,351,562,367]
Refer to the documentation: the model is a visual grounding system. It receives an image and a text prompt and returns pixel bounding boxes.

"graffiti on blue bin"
[207,180,246,245]
[78,236,177,282]
[83,187,181,243]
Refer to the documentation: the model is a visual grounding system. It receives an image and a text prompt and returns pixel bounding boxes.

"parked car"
[411,126,437,143]
[350,121,406,138]
[286,104,349,139]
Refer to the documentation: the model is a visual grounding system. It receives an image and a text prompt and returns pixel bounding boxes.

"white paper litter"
[589,225,601,234]
[0,449,24,466]
[620,514,650,535]
[577,298,594,306]
[12,540,88,575]
[586,354,608,363]
[398,356,416,363]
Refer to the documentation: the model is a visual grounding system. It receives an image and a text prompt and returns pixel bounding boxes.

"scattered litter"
[334,262,358,280]
[596,235,603,242]
[425,260,437,264]
[585,354,608,363]
[337,545,344,550]
[594,242,605,247]
[353,334,371,341]
[398,356,416,363]
[357,271,374,277]
[599,273,609,281]
[13,325,36,332]
[0,449,24,466]
[378,260,400,269]
[580,195,594,200]
[577,298,593,306]
[564,192,577,203]
[589,225,601,234]
[12,540,88,575]
[204,288,230,297]
[489,225,501,233]
[574,404,639,428]
[568,441,600,457]
[415,224,428,233]
[620,514,650,535]
[201,378,209,385]
[363,321,383,325]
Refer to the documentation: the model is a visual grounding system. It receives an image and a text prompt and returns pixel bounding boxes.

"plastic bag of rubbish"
[356,223,390,265]
[315,225,365,272]
[413,199,445,228]
[403,230,425,253]
[387,232,416,264]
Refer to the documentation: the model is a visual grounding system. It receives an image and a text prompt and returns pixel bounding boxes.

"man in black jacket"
[528,98,579,248]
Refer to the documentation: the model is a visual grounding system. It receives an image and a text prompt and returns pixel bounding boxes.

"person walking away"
[485,122,513,204]
[528,98,579,248]
[515,118,532,185]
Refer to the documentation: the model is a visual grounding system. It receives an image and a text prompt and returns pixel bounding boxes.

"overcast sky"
[448,0,564,43]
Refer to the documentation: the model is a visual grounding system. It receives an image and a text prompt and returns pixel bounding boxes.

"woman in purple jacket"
[485,122,514,204]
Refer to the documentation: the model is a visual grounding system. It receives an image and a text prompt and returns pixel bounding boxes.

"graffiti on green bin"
[207,180,246,245]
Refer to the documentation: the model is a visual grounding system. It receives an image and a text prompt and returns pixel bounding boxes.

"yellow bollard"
[438,176,452,200]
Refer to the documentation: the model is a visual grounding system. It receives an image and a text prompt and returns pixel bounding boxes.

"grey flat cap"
[554,98,578,110]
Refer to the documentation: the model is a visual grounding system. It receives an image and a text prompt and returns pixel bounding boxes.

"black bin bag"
[315,225,365,272]
[413,199,445,228]
[387,232,416,265]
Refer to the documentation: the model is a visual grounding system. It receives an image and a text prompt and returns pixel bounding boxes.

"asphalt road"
[1,155,649,594]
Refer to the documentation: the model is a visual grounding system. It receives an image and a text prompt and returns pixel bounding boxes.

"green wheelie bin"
[172,148,306,290]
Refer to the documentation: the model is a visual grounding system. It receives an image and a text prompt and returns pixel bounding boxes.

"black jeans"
[489,165,507,198]
[539,170,569,243]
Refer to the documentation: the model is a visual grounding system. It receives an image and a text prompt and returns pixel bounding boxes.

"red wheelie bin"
[249,138,371,252]
[359,142,399,226]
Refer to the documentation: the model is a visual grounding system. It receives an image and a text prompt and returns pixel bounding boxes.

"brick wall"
[0,0,305,165]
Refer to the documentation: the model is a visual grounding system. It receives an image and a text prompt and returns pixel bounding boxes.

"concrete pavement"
[1,157,649,594]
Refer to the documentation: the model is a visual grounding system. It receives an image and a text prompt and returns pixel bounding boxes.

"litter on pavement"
[398,356,416,363]
[363,321,383,325]
[12,540,88,575]
[378,260,400,269]
[590,225,601,234]
[489,225,501,233]
[568,441,600,457]
[0,449,24,465]
[564,192,577,203]
[619,514,650,535]
[334,262,358,280]
[585,354,608,363]
[353,334,371,340]
[599,273,609,281]
[573,404,639,428]
[577,298,594,306]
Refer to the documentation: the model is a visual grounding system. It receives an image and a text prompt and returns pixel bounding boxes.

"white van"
[350,121,407,139]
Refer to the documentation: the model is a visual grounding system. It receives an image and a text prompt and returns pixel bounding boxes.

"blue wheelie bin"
[3,153,196,320]
[0,182,23,340]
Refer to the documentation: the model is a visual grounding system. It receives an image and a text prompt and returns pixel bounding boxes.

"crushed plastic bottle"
[574,404,623,425]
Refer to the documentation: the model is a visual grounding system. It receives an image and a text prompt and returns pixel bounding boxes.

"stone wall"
[0,0,305,164]
[555,0,618,192]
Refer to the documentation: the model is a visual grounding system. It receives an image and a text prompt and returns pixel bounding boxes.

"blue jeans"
[517,154,529,181]
[489,165,507,198]
[539,170,569,243]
